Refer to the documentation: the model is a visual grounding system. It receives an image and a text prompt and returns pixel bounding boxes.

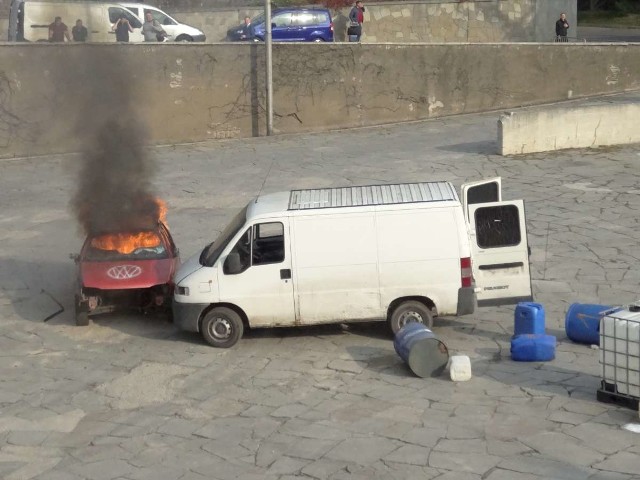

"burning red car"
[72,221,180,326]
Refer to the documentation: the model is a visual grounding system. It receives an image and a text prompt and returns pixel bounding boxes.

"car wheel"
[201,307,243,348]
[389,300,433,334]
[175,35,193,42]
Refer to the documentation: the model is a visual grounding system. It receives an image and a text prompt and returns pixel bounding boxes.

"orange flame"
[91,231,161,255]
[90,198,168,254]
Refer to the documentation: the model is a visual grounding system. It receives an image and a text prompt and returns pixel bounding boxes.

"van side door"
[217,219,296,327]
[462,179,533,306]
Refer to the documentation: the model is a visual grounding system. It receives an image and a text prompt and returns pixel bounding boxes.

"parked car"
[119,2,206,42]
[173,178,533,348]
[72,222,180,325]
[8,0,205,42]
[227,8,333,42]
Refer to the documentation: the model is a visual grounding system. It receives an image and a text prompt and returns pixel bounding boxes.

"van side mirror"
[223,252,243,275]
[271,22,276,28]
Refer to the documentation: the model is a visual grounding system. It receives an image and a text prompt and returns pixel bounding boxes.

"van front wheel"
[389,301,433,334]
[201,307,243,348]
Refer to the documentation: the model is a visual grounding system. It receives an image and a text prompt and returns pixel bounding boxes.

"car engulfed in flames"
[72,218,180,326]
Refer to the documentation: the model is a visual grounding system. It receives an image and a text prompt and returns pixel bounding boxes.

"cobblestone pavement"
[1,105,640,480]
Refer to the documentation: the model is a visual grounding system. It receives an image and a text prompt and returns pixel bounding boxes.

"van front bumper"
[456,287,476,316]
[172,300,208,332]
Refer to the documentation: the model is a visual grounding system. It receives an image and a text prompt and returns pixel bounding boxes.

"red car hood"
[81,258,176,290]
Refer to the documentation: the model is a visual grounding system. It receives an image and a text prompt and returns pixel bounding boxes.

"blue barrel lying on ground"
[394,322,449,378]
[514,302,546,335]
[511,334,556,362]
[565,303,619,345]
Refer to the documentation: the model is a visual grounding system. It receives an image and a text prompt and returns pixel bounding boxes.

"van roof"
[247,182,458,220]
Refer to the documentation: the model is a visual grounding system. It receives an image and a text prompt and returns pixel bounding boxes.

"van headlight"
[176,286,190,296]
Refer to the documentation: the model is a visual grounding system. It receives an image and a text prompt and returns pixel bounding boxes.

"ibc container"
[514,302,546,336]
[565,303,619,345]
[394,322,449,378]
[511,334,556,362]
[600,308,640,398]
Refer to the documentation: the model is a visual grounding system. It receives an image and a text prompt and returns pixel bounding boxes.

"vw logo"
[107,265,142,280]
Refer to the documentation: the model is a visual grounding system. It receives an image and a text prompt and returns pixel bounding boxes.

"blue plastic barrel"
[394,323,449,378]
[514,302,546,336]
[511,334,556,362]
[565,303,619,345]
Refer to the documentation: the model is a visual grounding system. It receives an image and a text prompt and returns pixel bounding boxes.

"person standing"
[112,15,133,42]
[241,16,254,41]
[348,1,365,42]
[72,19,88,42]
[48,16,70,42]
[142,12,167,42]
[555,12,569,42]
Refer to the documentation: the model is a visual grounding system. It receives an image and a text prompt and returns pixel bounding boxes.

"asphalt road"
[577,26,640,42]
[1,98,640,480]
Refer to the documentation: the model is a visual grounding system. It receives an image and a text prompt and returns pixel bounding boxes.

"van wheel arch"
[199,302,249,332]
[387,296,436,333]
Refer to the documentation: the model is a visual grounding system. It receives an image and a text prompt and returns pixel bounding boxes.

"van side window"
[145,9,176,26]
[272,13,293,27]
[252,222,284,265]
[227,228,252,273]
[467,182,499,205]
[475,205,521,248]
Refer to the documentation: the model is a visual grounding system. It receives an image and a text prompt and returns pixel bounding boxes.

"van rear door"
[462,179,532,306]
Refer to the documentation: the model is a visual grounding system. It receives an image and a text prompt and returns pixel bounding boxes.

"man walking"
[348,1,365,42]
[555,12,569,42]
[48,16,70,42]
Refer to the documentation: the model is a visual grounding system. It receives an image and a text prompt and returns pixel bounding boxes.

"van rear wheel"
[201,307,243,348]
[389,301,433,334]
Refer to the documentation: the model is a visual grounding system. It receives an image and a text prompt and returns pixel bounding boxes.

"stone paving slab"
[1,102,640,479]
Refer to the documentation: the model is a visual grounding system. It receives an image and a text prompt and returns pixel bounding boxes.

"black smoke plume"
[70,49,160,235]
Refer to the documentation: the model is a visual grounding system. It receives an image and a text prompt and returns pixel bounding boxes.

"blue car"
[227,8,333,42]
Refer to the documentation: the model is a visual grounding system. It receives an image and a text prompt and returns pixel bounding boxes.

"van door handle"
[280,269,291,280]
[478,262,524,270]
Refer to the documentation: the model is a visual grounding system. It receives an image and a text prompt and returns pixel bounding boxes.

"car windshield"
[251,13,265,25]
[84,242,169,262]
[199,205,248,267]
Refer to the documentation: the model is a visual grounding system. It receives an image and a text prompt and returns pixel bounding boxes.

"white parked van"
[118,3,205,42]
[8,0,143,42]
[8,0,205,42]
[173,179,533,348]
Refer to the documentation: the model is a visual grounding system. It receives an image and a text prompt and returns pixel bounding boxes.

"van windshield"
[199,205,248,267]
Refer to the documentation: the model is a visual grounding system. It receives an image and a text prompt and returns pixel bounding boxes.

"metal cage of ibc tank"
[597,305,640,410]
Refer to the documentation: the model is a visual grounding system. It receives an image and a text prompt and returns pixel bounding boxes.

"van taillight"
[330,22,334,32]
[461,257,472,287]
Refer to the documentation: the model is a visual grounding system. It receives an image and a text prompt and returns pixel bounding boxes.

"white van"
[173,179,533,348]
[118,3,205,42]
[8,0,205,42]
[8,0,144,42]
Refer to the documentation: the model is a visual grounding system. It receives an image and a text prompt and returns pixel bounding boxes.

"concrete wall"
[0,42,638,158]
[498,99,640,155]
[170,0,577,43]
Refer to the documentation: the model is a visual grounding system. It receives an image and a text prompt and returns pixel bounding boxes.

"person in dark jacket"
[112,15,133,42]
[72,19,88,42]
[555,13,569,42]
[241,16,254,41]
[348,1,365,42]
